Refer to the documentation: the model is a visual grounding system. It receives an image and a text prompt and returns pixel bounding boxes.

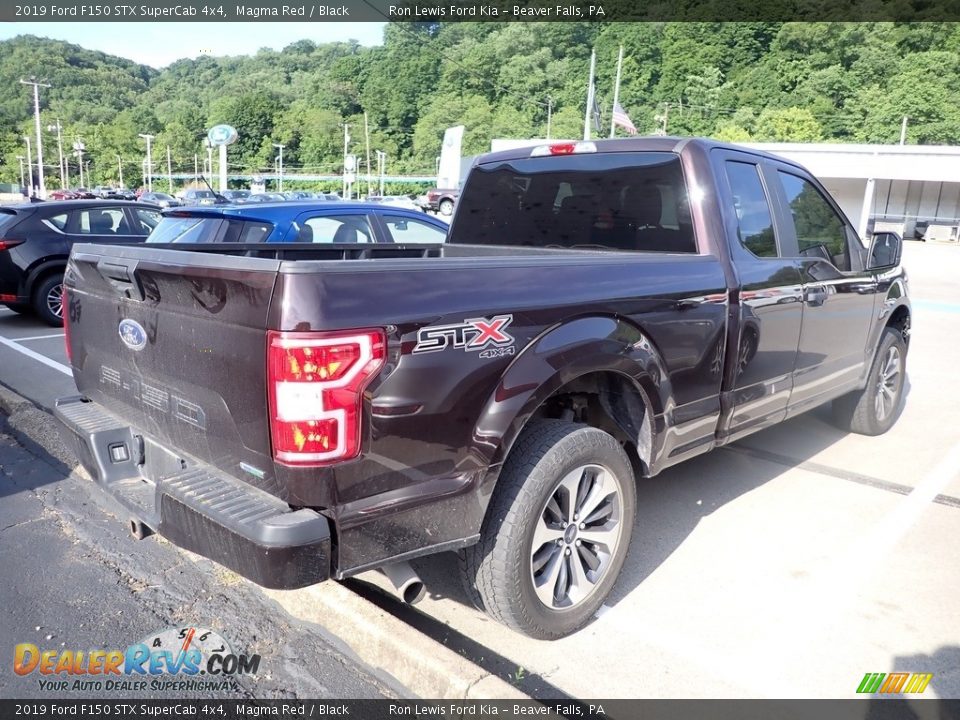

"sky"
[0,22,387,67]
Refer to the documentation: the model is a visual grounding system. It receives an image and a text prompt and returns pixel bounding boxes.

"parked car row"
[0,199,162,325]
[0,197,448,326]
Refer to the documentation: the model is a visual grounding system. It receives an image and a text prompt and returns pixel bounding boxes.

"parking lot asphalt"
[1,240,957,701]
[0,412,400,700]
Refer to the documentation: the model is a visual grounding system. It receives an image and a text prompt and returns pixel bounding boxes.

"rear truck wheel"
[462,420,636,639]
[833,327,907,436]
[32,274,65,327]
[439,199,454,217]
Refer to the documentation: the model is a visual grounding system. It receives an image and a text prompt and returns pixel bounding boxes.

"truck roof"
[475,136,803,169]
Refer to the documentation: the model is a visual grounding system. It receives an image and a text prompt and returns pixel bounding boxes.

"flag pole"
[584,49,596,141]
[610,46,623,139]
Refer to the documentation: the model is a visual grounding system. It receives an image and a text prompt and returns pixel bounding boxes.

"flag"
[612,101,638,135]
[592,85,603,132]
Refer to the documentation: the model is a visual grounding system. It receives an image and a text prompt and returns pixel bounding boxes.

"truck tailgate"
[64,244,284,496]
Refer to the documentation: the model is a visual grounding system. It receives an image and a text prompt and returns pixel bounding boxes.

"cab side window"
[725,161,778,258]
[777,171,851,271]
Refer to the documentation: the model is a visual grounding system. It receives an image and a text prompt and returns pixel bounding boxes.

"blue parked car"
[146,201,449,245]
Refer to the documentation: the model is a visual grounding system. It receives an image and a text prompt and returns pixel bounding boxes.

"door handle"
[804,286,828,307]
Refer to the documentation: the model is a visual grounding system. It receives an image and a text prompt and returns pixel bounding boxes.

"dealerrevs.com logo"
[14,626,260,693]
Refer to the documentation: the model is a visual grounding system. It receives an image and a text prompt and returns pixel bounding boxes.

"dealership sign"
[207,124,238,147]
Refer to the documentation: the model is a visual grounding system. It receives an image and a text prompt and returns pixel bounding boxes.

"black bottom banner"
[1,699,958,720]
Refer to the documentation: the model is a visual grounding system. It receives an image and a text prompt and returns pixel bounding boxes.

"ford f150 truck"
[55,137,910,639]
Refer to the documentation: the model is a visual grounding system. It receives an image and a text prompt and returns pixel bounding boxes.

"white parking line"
[0,334,72,376]
[15,333,65,342]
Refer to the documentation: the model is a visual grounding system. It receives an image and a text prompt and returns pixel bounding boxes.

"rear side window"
[777,172,851,271]
[147,216,221,243]
[291,215,374,243]
[221,221,273,243]
[134,209,161,235]
[725,161,778,258]
[451,152,696,253]
[44,213,68,231]
[382,214,446,244]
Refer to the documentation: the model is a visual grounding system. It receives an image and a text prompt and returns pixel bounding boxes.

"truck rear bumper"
[54,395,331,590]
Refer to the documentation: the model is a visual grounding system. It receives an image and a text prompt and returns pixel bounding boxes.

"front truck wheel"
[833,327,907,436]
[462,420,636,639]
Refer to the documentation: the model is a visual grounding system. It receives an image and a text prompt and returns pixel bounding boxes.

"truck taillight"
[267,329,385,466]
[62,286,72,364]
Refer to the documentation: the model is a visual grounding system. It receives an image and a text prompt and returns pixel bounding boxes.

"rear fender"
[471,315,670,488]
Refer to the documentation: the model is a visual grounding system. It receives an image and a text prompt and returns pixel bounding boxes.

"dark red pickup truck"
[55,138,910,639]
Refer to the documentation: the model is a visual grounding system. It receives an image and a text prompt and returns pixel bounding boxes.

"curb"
[263,582,529,701]
[0,383,531,702]
[0,383,85,474]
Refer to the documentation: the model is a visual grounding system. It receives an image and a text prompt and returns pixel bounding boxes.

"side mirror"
[867,231,902,270]
[393,220,408,231]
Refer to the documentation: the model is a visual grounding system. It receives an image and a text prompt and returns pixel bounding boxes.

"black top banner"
[5,0,960,22]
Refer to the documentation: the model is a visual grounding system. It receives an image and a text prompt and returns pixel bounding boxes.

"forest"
[3,21,960,190]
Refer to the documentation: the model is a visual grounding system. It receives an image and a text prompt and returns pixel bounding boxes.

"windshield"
[191,190,216,199]
[451,152,696,253]
[146,216,221,243]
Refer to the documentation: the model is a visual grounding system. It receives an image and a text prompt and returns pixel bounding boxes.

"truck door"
[716,153,805,441]
[766,166,880,416]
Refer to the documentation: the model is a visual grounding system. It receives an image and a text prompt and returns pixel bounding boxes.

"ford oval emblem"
[118,319,147,351]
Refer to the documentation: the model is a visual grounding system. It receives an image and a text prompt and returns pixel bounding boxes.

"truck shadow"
[349,383,917,697]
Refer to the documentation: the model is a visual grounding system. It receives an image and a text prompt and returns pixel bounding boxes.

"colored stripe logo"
[857,672,933,694]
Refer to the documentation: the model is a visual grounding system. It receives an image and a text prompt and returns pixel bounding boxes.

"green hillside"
[4,22,960,188]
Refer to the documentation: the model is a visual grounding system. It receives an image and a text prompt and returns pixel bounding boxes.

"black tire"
[32,274,65,327]
[461,420,636,639]
[2,302,32,316]
[832,327,907,436]
[439,199,454,217]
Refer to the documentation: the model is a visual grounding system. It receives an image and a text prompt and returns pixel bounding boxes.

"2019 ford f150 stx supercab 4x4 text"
[55,137,909,639]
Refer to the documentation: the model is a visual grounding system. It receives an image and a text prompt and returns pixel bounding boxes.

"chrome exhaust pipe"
[129,519,153,540]
[379,561,426,605]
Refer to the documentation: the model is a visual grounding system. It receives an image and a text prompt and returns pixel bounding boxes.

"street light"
[23,136,33,195]
[375,150,387,197]
[138,133,154,191]
[47,120,65,189]
[16,155,25,190]
[273,143,284,192]
[20,78,50,198]
[72,140,85,187]
[202,137,212,180]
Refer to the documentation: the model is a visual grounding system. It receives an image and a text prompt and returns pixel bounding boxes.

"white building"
[745,142,960,241]
[489,138,960,241]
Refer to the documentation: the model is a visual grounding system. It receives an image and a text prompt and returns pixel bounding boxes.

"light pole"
[167,146,172,193]
[273,143,284,192]
[20,78,50,198]
[16,156,25,190]
[203,138,212,180]
[117,156,124,188]
[375,150,386,196]
[138,133,154,191]
[47,120,65,189]
[24,136,33,195]
[72,140,85,188]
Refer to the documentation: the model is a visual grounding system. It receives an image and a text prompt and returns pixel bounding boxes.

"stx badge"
[413,314,515,356]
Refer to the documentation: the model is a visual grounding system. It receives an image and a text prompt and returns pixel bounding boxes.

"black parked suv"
[0,200,162,325]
